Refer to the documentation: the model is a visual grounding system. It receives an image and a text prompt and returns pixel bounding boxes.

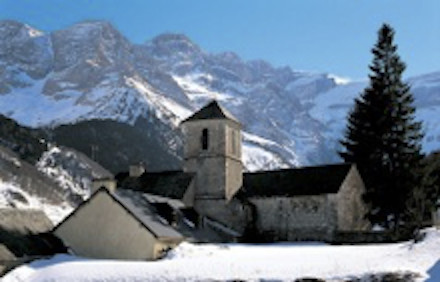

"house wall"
[54,191,163,260]
[336,166,370,231]
[250,195,337,241]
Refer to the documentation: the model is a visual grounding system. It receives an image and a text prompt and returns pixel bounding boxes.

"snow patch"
[243,142,288,172]
[327,73,352,85]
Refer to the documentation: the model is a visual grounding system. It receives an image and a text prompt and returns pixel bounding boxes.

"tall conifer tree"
[340,24,423,228]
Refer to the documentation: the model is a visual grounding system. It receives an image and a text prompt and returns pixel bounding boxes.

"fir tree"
[340,23,424,228]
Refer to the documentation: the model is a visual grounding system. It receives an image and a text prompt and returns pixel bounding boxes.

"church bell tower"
[181,101,243,202]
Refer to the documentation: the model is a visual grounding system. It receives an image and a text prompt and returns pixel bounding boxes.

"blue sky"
[1,0,439,80]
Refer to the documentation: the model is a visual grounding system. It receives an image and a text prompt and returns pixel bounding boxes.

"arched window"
[201,128,208,150]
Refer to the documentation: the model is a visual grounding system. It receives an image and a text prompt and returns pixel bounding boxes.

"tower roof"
[182,100,240,125]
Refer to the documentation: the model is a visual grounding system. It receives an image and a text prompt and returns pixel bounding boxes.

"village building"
[53,186,185,260]
[54,100,371,260]
[120,101,370,242]
[0,209,65,275]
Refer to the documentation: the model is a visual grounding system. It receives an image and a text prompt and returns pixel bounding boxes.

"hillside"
[0,114,47,164]
[0,114,113,222]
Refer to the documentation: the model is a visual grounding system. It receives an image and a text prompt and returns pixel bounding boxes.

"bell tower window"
[201,128,208,150]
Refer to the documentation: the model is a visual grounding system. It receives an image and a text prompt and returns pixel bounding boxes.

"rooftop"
[182,100,240,125]
[118,170,194,200]
[240,163,353,198]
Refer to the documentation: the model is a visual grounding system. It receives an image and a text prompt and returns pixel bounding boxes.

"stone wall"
[250,195,337,241]
[336,166,370,231]
[194,198,249,234]
[182,119,242,200]
[225,158,243,200]
[187,157,227,198]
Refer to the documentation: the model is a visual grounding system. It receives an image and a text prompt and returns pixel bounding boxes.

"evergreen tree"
[340,24,424,228]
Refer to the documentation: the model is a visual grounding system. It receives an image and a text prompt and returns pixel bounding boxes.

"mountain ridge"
[0,19,439,171]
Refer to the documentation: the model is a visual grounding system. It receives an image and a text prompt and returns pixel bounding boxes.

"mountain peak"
[147,33,201,55]
[151,33,194,44]
[0,20,43,40]
[59,20,122,39]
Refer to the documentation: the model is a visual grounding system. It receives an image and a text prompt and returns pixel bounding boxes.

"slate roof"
[182,100,240,125]
[239,163,353,198]
[0,209,53,235]
[118,170,194,199]
[113,189,184,240]
[0,209,66,260]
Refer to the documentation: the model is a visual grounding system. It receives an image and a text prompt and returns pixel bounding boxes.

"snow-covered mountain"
[1,20,439,171]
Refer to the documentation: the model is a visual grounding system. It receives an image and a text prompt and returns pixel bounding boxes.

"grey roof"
[113,189,184,240]
[142,193,186,209]
[118,170,194,199]
[0,209,53,234]
[182,100,240,124]
[239,163,353,198]
[0,209,66,259]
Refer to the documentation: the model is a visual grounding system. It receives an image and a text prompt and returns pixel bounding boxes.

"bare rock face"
[51,21,132,71]
[45,21,134,95]
[0,20,52,93]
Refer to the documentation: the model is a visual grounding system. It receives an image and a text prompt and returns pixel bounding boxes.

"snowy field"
[3,228,440,282]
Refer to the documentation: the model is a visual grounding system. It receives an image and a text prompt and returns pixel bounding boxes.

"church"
[54,101,370,260]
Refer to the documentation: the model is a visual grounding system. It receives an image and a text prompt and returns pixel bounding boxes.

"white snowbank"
[4,228,440,281]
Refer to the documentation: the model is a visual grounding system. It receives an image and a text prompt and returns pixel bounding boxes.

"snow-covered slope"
[4,228,440,281]
[1,20,439,171]
[0,145,73,223]
[0,181,72,224]
[0,142,112,224]
[37,145,113,201]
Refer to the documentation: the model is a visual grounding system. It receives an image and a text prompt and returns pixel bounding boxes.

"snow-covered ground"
[4,228,440,281]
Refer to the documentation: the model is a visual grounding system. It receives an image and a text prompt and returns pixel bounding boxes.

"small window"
[201,128,208,150]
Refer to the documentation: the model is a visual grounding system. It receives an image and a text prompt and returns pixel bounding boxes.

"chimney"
[129,162,146,178]
[91,178,117,194]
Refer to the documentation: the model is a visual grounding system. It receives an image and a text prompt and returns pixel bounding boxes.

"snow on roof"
[113,189,184,240]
